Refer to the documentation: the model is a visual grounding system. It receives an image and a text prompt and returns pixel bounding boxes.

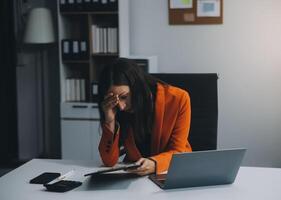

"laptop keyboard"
[155,174,167,184]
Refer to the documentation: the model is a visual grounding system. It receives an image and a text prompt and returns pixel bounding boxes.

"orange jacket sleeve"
[98,124,120,166]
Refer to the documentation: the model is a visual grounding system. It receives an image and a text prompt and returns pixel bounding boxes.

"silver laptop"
[149,148,246,189]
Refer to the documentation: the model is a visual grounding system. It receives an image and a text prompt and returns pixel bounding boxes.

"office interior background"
[1,0,281,176]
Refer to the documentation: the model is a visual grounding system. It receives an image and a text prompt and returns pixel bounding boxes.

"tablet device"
[84,163,141,177]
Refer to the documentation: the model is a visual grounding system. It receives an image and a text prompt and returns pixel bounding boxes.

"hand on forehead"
[108,85,130,96]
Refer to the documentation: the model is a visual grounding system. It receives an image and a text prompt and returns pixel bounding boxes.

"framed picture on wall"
[197,0,221,17]
[168,0,223,25]
[170,0,193,9]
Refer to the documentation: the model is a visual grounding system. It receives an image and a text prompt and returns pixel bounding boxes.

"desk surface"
[0,159,280,200]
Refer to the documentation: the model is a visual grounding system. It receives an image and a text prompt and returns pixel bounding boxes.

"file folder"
[83,0,92,11]
[62,40,71,60]
[72,40,80,60]
[59,0,67,12]
[80,40,88,59]
[76,0,84,11]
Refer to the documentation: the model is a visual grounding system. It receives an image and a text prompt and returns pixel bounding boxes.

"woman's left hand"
[126,158,156,176]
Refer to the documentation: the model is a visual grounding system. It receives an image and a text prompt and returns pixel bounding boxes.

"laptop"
[149,148,246,189]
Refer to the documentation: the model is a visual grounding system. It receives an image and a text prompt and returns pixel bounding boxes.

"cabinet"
[61,102,101,163]
[58,0,129,161]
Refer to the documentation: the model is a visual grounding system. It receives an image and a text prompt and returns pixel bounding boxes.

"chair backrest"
[152,73,218,151]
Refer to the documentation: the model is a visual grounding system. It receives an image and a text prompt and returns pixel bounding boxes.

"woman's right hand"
[101,93,119,123]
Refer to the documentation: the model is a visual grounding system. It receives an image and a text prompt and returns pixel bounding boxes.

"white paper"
[197,0,220,17]
[80,79,86,101]
[112,28,118,53]
[70,79,75,101]
[65,79,71,101]
[170,0,193,9]
[75,79,80,101]
[103,28,107,53]
[91,25,97,53]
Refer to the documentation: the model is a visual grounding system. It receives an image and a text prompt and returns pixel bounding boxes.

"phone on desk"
[84,163,141,177]
[29,172,61,184]
[44,180,82,192]
[30,171,82,192]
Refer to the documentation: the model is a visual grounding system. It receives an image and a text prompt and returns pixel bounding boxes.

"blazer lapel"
[151,83,165,155]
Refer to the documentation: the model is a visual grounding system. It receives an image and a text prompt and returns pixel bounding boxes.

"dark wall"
[0,0,61,163]
[47,0,61,159]
[0,0,18,163]
[17,0,61,159]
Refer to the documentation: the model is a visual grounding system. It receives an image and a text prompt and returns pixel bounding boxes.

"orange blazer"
[98,83,192,174]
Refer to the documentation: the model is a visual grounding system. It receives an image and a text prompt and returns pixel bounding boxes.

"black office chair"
[152,73,218,151]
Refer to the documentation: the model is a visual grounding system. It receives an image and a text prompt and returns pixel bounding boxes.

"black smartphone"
[44,180,82,192]
[29,172,61,184]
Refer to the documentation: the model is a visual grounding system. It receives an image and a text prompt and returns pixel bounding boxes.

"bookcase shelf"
[63,60,90,63]
[58,1,160,163]
[92,53,119,56]
[58,0,129,162]
[58,0,129,103]
[61,11,118,15]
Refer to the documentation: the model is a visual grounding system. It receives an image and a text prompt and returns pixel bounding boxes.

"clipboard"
[84,163,141,177]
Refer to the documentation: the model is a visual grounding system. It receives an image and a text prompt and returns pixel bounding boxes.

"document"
[170,0,193,9]
[197,0,220,17]
[84,163,141,176]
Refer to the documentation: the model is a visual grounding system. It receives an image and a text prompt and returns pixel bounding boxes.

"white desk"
[0,159,280,200]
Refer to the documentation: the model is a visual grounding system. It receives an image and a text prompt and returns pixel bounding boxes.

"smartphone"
[44,180,82,192]
[29,172,61,184]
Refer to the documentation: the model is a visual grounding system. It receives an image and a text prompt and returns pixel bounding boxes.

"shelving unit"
[57,0,129,162]
[58,0,129,103]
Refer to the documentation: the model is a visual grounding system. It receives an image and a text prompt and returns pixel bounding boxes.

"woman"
[98,58,192,176]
